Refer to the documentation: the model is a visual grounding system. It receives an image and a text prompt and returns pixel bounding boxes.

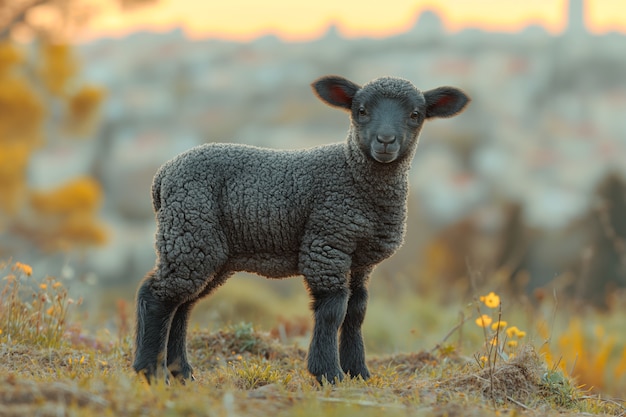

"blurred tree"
[569,172,626,310]
[0,0,157,254]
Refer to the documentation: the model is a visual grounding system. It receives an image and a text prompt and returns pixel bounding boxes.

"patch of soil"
[368,351,439,375]
[188,328,307,366]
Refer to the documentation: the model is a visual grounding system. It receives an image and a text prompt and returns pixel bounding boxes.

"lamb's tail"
[151,167,164,212]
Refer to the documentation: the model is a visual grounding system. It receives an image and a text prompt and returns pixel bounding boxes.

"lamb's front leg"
[339,268,372,380]
[301,244,350,384]
[307,287,349,384]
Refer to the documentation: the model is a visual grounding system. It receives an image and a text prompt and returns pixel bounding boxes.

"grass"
[1,261,625,417]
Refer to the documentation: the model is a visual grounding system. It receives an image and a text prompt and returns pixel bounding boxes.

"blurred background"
[1,0,626,392]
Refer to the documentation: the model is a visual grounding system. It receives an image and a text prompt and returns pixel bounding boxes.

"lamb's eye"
[410,110,420,120]
[358,107,367,117]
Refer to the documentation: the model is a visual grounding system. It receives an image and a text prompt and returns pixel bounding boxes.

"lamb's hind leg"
[133,260,224,384]
[133,208,228,384]
[163,300,194,382]
[133,269,179,383]
[339,267,372,380]
[166,271,233,382]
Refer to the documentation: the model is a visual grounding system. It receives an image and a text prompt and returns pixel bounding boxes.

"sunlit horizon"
[71,0,626,43]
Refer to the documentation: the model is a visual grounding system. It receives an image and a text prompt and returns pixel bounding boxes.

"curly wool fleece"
[149,141,406,297]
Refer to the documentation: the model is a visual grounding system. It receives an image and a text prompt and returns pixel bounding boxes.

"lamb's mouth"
[371,150,398,163]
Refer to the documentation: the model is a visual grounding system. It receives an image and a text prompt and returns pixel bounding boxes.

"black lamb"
[133,75,470,384]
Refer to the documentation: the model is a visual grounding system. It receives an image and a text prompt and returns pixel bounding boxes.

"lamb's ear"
[312,76,360,111]
[423,87,470,119]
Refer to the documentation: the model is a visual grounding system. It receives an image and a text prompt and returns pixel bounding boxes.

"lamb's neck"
[343,133,411,203]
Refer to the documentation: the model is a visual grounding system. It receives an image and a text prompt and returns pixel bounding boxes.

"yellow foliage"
[423,240,455,280]
[0,142,31,213]
[39,43,77,96]
[540,317,623,393]
[0,42,23,73]
[0,40,107,252]
[25,215,108,252]
[40,212,108,251]
[66,85,104,136]
[0,42,43,214]
[0,77,44,145]
[68,85,104,119]
[30,176,103,216]
[558,319,615,391]
[28,177,107,251]
[0,142,30,181]
[614,348,626,382]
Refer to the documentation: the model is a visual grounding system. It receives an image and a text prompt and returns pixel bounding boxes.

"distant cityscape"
[26,0,626,282]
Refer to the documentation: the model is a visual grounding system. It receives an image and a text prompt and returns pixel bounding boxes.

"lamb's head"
[312,75,469,164]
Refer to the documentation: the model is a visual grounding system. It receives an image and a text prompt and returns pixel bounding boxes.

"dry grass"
[0,329,623,417]
[1,261,625,417]
[0,334,618,417]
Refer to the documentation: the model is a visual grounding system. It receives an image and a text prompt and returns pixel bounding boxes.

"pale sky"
[78,0,626,42]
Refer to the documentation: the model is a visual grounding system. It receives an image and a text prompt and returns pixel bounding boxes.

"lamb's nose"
[376,134,396,144]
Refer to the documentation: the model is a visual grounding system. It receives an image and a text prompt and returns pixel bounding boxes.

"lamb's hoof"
[343,365,371,380]
[168,363,195,384]
[134,364,161,385]
[170,374,196,385]
[133,360,171,385]
[314,369,345,385]
[179,373,196,384]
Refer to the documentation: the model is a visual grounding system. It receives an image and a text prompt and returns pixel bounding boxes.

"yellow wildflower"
[506,326,527,339]
[506,326,518,338]
[39,283,47,290]
[52,281,62,289]
[507,340,518,348]
[491,320,508,331]
[480,292,500,308]
[13,262,32,276]
[475,314,493,328]
[46,307,54,315]
[479,356,488,363]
